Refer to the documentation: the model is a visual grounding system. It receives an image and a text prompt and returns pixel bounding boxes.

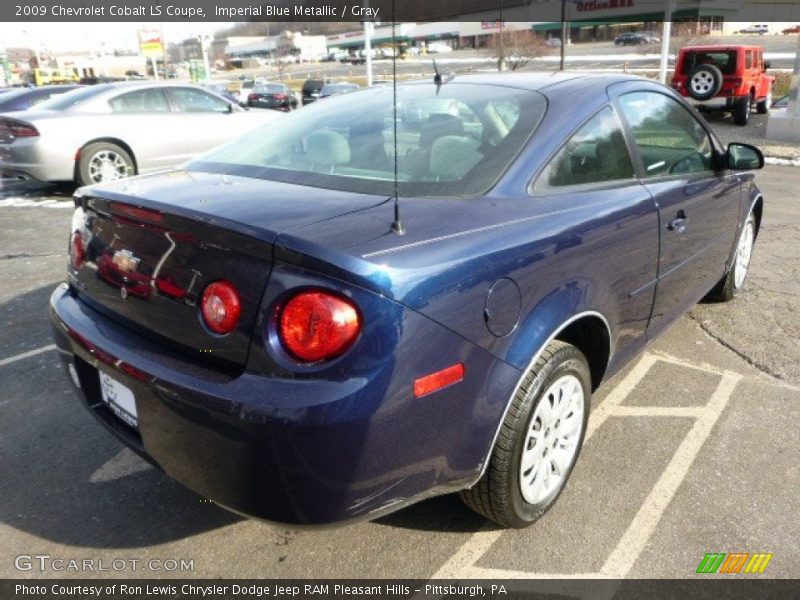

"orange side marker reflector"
[414,363,465,398]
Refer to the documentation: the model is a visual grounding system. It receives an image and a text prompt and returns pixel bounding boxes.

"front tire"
[78,142,135,186]
[460,340,591,528]
[708,213,756,302]
[733,95,753,125]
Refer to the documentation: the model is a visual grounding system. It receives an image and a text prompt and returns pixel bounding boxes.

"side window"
[109,89,170,113]
[745,50,753,69]
[539,106,635,188]
[617,92,713,178]
[168,87,230,113]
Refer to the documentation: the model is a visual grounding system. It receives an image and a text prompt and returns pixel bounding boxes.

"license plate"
[99,371,138,429]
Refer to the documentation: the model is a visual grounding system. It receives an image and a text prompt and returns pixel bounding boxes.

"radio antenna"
[389,6,405,235]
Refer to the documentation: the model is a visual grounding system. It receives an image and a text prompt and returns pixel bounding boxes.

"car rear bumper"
[50,283,518,525]
[0,140,73,181]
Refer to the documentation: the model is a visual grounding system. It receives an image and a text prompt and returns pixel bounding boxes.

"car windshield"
[254,84,285,93]
[681,51,737,75]
[35,85,106,110]
[189,82,546,198]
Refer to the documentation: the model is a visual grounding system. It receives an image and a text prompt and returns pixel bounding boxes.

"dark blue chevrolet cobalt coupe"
[50,73,764,527]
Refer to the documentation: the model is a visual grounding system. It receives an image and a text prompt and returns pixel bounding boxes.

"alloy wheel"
[87,150,129,183]
[519,374,585,505]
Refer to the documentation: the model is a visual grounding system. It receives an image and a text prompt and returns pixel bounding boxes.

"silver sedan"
[0,82,282,185]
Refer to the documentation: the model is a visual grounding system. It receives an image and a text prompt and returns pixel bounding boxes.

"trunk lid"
[70,170,387,369]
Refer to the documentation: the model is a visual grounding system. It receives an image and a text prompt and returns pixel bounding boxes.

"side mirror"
[764,60,771,70]
[727,143,764,171]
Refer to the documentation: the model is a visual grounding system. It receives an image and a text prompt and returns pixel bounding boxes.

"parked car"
[614,32,652,46]
[738,24,769,35]
[771,94,789,108]
[0,85,82,113]
[301,79,326,105]
[426,42,453,53]
[782,25,800,34]
[545,37,562,48]
[247,83,298,111]
[671,45,774,125]
[237,78,268,105]
[201,83,241,105]
[125,70,146,80]
[0,82,281,185]
[50,73,765,527]
[319,83,360,99]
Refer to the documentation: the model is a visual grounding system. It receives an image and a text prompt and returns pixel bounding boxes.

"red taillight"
[414,363,465,398]
[5,120,39,138]
[274,93,287,100]
[70,230,84,270]
[278,291,361,363]
[201,281,241,335]
[248,94,259,101]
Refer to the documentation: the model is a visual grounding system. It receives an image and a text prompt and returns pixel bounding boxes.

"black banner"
[3,579,800,600]
[3,0,800,22]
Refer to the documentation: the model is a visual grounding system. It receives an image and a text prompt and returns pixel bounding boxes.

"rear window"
[254,84,285,93]
[189,82,546,198]
[680,51,737,75]
[35,85,107,111]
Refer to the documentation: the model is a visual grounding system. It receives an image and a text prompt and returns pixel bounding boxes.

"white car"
[0,82,281,185]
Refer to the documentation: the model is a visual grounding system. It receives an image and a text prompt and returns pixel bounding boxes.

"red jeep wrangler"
[672,45,774,125]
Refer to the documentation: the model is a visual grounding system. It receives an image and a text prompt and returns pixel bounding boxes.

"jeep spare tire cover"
[687,64,723,101]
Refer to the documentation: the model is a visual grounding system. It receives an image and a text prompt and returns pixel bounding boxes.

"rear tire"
[77,142,135,186]
[460,340,591,528]
[733,95,753,125]
[756,89,772,114]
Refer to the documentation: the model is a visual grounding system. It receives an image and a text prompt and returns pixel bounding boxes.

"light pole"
[364,21,373,86]
[659,0,677,84]
[198,34,212,82]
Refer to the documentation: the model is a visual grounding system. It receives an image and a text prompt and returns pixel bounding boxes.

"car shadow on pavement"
[0,284,241,549]
[374,493,493,533]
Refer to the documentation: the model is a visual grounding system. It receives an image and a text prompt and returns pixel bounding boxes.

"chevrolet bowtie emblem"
[112,249,140,273]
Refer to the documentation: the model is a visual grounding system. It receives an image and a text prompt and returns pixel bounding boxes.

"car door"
[615,89,740,338]
[164,87,243,158]
[107,87,187,172]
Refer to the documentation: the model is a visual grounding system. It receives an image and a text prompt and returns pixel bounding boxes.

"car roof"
[679,45,762,52]
[398,71,644,93]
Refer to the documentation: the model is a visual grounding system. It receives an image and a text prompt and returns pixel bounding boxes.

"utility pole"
[364,20,373,86]
[659,0,677,84]
[559,0,568,71]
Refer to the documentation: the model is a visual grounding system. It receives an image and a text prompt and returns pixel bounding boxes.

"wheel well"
[76,138,138,174]
[555,315,611,391]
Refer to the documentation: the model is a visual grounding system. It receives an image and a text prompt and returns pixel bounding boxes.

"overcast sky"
[0,22,223,53]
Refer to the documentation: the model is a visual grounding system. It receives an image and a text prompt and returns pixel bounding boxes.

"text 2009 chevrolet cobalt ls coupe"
[51,73,764,527]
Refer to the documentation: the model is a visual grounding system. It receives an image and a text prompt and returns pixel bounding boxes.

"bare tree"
[490,29,547,72]
[667,22,707,55]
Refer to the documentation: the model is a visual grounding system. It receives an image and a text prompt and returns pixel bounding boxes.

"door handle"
[668,211,688,234]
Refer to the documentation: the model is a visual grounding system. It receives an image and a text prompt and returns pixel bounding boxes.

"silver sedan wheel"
[519,374,585,505]
[690,70,716,95]
[734,218,755,289]
[87,150,129,183]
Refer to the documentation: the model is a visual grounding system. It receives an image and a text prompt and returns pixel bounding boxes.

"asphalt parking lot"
[1,164,798,580]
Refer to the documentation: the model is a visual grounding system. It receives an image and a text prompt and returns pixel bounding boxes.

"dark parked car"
[247,83,298,111]
[614,32,652,46]
[301,78,326,105]
[51,73,764,527]
[0,85,82,112]
[201,83,240,105]
[319,82,360,99]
